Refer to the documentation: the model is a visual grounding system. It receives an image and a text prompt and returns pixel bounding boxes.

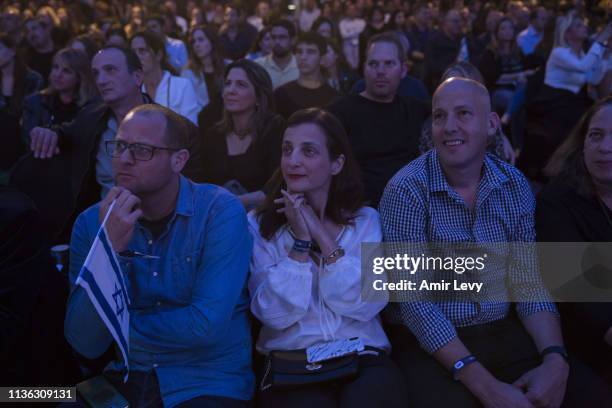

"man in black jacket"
[19,46,202,242]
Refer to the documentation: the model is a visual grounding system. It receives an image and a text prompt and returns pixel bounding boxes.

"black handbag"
[260,348,359,391]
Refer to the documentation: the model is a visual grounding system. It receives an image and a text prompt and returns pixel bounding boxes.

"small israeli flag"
[75,201,130,382]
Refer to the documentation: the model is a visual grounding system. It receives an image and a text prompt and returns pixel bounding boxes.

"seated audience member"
[320,38,359,96]
[424,8,472,92]
[130,30,199,124]
[528,16,611,169]
[201,59,285,209]
[537,96,612,384]
[23,17,57,86]
[274,32,339,119]
[338,1,366,70]
[405,2,433,78]
[219,3,258,61]
[357,6,386,70]
[68,34,99,62]
[249,108,407,407]
[380,77,611,408]
[144,14,189,71]
[22,48,98,146]
[27,46,203,232]
[296,0,321,33]
[105,26,128,48]
[418,61,515,164]
[255,19,299,89]
[64,104,253,407]
[247,1,270,32]
[328,32,429,207]
[311,16,340,42]
[246,27,272,61]
[0,33,43,182]
[181,25,225,113]
[517,7,549,56]
[477,17,537,135]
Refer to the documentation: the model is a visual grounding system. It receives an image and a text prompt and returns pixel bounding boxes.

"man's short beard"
[273,49,290,58]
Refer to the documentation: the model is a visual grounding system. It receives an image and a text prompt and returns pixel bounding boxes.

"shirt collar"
[175,175,195,217]
[266,54,297,72]
[428,150,509,193]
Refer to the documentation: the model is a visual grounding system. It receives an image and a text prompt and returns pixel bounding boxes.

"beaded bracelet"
[292,238,312,253]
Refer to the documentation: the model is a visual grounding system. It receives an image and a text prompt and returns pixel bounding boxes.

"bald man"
[380,78,611,407]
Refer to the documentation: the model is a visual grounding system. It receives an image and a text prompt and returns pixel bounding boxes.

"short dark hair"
[106,26,127,41]
[295,32,326,55]
[270,19,296,38]
[130,30,176,74]
[129,104,191,149]
[366,32,406,62]
[98,45,143,73]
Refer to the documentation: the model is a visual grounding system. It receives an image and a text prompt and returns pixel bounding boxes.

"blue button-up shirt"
[379,150,557,353]
[65,176,254,407]
[517,25,543,56]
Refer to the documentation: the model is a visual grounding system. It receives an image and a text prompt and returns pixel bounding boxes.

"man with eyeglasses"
[64,103,254,407]
[26,45,202,240]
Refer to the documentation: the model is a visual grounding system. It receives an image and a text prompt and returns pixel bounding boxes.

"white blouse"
[544,42,608,94]
[143,71,200,124]
[248,206,390,354]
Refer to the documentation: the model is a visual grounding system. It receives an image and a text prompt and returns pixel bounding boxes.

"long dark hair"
[257,108,364,240]
[489,17,520,57]
[545,96,612,198]
[214,59,275,139]
[130,30,177,75]
[186,25,225,88]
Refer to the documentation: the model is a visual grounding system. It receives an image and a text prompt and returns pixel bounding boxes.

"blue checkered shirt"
[379,150,557,353]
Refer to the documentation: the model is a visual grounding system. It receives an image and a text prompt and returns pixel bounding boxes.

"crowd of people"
[1,0,612,407]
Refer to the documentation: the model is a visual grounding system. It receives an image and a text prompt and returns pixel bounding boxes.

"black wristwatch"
[541,345,569,363]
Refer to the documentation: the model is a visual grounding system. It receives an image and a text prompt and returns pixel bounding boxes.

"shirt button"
[148,240,153,245]
[153,271,158,277]
[186,257,191,262]
[153,363,158,368]
[156,301,161,307]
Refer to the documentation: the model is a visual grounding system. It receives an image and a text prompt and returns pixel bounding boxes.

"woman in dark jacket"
[536,96,612,385]
[21,48,98,146]
[200,59,285,210]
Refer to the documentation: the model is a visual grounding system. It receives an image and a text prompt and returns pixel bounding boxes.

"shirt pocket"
[171,250,201,302]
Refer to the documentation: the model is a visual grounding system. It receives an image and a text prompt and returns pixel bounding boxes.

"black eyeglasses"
[105,140,180,161]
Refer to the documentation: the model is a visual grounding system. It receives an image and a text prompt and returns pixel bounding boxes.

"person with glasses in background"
[65,103,254,408]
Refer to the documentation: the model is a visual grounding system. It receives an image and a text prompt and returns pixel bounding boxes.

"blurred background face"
[566,18,588,43]
[497,20,514,42]
[394,11,406,27]
[534,8,548,31]
[584,105,612,188]
[25,20,49,48]
[107,34,127,47]
[191,29,212,59]
[316,21,332,38]
[257,1,270,17]
[224,7,240,27]
[320,44,337,70]
[131,36,159,74]
[0,41,15,67]
[371,9,384,25]
[223,67,257,114]
[145,19,163,36]
[260,31,273,55]
[486,10,503,34]
[0,8,20,33]
[50,55,78,93]
[444,10,462,37]
[271,26,292,57]
[416,6,432,26]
